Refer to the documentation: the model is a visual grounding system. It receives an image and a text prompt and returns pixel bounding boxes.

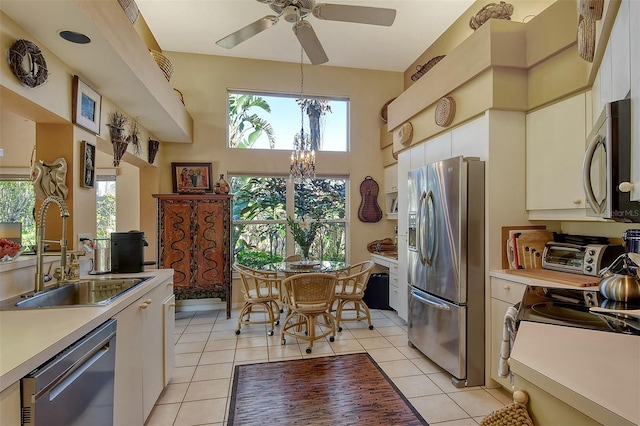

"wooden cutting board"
[504,268,601,287]
[514,231,554,269]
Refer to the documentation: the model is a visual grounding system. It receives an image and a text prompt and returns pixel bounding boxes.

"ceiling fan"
[215,0,396,65]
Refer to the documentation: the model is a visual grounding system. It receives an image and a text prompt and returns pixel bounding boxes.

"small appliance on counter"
[110,231,153,273]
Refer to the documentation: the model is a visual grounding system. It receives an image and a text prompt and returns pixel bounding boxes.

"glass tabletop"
[263,261,349,274]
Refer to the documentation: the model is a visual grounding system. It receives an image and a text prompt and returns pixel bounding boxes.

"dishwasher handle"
[36,330,115,402]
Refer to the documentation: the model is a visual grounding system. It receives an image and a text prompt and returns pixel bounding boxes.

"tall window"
[0,177,36,246]
[228,91,349,152]
[231,175,347,268]
[96,175,116,238]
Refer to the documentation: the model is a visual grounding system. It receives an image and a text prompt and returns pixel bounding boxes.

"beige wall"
[159,52,403,263]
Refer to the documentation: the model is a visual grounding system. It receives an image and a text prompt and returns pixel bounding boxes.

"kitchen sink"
[0,277,153,310]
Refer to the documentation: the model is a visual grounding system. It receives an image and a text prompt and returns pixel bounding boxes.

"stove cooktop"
[517,286,640,336]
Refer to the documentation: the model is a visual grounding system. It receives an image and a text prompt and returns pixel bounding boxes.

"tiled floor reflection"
[147,308,512,426]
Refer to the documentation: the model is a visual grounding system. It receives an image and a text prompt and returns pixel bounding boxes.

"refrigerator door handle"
[411,288,451,311]
[417,191,427,265]
[425,189,435,266]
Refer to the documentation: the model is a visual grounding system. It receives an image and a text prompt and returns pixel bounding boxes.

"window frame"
[230,173,349,266]
[226,89,350,153]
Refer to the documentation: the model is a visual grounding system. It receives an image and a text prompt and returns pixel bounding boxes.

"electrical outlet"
[77,233,92,250]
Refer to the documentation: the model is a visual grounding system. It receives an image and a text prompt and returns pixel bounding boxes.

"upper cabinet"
[526,92,594,220]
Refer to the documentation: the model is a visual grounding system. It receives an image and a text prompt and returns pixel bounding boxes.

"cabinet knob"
[573,199,582,205]
[140,302,148,309]
[503,284,511,290]
[169,303,176,307]
[145,299,152,304]
[513,390,529,405]
[619,182,635,193]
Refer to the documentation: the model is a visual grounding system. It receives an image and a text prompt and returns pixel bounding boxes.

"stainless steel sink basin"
[0,277,153,310]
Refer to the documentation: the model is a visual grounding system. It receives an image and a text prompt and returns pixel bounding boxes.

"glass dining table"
[262,260,349,276]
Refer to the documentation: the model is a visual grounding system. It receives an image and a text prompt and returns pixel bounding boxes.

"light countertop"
[510,321,640,425]
[0,270,173,392]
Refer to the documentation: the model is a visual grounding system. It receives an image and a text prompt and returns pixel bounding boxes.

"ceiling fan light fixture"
[290,49,316,183]
[283,5,301,23]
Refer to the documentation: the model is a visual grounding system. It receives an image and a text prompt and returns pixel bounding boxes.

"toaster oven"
[542,242,625,276]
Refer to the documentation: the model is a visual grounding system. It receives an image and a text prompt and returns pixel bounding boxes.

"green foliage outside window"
[0,180,36,246]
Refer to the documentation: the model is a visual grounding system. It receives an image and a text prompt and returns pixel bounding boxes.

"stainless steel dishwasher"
[20,318,117,426]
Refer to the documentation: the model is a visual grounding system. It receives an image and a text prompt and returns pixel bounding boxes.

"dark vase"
[214,174,230,194]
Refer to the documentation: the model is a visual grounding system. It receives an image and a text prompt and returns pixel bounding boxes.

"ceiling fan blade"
[312,4,396,26]
[216,15,278,49]
[293,20,328,65]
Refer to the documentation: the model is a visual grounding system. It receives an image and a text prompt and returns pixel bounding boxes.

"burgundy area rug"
[228,352,428,425]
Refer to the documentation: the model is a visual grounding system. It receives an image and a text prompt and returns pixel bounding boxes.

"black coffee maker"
[110,231,149,273]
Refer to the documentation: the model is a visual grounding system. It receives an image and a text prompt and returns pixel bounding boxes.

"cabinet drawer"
[388,283,399,310]
[491,278,526,305]
[389,262,398,276]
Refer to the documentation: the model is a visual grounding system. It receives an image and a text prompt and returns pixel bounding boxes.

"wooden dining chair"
[281,273,337,353]
[233,263,282,336]
[332,260,375,332]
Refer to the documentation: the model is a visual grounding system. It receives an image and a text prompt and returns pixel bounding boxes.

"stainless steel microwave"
[582,98,639,222]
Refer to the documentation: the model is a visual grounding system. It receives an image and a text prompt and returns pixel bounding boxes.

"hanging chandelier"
[290,48,316,183]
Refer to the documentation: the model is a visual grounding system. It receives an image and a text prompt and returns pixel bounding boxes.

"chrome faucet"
[35,196,70,293]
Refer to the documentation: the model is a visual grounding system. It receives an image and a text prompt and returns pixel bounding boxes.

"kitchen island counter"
[0,269,174,392]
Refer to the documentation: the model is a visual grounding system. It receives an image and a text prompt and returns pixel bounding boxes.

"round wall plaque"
[435,96,456,127]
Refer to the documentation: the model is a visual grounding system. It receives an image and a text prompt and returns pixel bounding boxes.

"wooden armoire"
[153,194,232,318]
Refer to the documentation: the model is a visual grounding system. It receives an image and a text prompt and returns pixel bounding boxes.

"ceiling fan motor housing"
[270,0,314,20]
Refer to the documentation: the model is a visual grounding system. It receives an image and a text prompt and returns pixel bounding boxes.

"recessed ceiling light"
[59,30,91,44]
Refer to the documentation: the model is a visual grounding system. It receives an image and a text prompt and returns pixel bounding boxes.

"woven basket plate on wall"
[435,97,456,127]
[578,16,596,62]
[150,50,174,81]
[578,0,604,20]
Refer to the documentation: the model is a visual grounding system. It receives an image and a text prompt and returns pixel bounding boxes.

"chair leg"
[306,314,316,353]
[356,301,374,330]
[335,299,345,332]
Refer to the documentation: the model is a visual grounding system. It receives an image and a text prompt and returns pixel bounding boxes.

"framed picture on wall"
[81,140,96,188]
[171,162,213,193]
[72,75,102,135]
[390,198,398,214]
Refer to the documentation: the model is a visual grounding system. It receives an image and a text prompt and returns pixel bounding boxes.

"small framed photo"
[72,75,102,135]
[390,198,398,213]
[171,162,213,193]
[81,140,96,188]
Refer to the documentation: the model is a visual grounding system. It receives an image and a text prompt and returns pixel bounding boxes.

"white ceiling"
[136,0,476,72]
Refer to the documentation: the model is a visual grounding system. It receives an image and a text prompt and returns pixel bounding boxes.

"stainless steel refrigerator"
[407,156,485,387]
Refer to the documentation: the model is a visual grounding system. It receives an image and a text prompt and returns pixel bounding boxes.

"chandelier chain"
[300,47,304,134]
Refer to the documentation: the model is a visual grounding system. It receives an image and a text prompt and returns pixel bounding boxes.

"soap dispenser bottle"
[68,253,80,280]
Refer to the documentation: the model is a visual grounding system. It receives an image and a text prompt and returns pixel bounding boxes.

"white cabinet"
[526,93,594,220]
[114,278,174,425]
[163,293,176,386]
[489,276,526,390]
[0,382,20,426]
[384,164,398,219]
[388,259,399,312]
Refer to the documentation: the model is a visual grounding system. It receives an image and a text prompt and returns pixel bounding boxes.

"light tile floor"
[147,308,513,426]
